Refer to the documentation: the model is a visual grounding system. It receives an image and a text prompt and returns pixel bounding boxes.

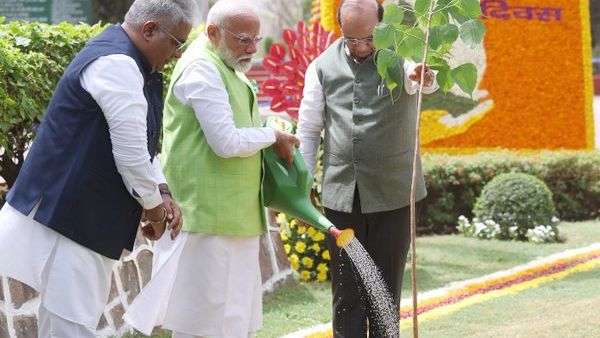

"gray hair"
[125,0,201,31]
[206,0,258,30]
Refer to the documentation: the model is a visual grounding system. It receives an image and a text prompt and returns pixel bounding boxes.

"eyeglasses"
[343,36,374,46]
[156,22,186,51]
[217,25,263,46]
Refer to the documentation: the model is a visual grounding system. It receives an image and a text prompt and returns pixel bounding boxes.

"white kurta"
[125,232,262,338]
[0,203,115,329]
[0,54,168,329]
[125,52,268,338]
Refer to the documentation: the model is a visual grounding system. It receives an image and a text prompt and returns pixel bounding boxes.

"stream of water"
[343,237,399,338]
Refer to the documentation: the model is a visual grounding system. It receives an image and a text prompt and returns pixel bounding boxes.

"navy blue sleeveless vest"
[7,24,163,260]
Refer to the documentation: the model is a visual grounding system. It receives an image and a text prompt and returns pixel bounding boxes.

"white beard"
[217,42,253,73]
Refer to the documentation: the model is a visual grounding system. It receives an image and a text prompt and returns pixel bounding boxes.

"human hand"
[141,206,167,241]
[272,129,300,166]
[161,193,183,240]
[409,63,434,87]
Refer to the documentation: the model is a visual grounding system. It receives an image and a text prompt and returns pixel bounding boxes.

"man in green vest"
[129,1,299,337]
[296,0,438,337]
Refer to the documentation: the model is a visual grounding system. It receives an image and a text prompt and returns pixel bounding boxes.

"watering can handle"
[293,147,311,197]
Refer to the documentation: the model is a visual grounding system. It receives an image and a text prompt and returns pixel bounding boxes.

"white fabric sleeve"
[151,156,167,185]
[80,54,162,210]
[404,60,439,95]
[172,60,276,158]
[296,61,325,176]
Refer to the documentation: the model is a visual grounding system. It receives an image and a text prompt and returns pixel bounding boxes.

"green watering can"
[262,116,354,248]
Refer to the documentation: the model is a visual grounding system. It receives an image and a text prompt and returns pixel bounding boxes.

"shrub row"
[278,150,600,281]
[0,19,106,187]
[420,150,600,233]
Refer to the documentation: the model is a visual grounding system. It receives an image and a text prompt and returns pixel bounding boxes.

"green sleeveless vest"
[161,35,266,236]
[315,38,427,213]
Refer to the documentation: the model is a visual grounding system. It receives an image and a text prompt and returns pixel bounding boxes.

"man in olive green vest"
[296,0,438,337]
[131,1,299,337]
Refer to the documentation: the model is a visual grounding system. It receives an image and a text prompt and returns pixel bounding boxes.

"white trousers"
[0,203,116,335]
[125,232,262,338]
[38,303,95,338]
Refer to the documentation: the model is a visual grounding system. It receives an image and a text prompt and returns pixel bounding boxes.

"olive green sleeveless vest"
[315,38,426,213]
[161,35,265,236]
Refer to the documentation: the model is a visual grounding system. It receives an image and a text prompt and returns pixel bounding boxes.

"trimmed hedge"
[420,150,600,233]
[0,19,201,191]
[473,173,558,241]
[0,19,106,188]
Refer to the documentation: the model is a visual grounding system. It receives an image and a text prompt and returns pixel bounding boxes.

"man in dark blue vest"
[296,0,438,337]
[0,0,199,336]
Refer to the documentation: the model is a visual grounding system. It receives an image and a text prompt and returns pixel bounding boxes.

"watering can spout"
[328,226,355,248]
[262,117,355,248]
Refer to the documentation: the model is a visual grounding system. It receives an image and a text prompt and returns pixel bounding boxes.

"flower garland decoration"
[399,248,600,328]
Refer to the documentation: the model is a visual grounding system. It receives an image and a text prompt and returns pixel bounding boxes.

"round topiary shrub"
[472,172,559,242]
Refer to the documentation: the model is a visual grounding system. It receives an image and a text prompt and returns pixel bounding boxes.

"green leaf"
[429,24,458,50]
[376,49,404,92]
[374,22,396,50]
[431,5,449,26]
[383,3,404,24]
[459,19,486,48]
[436,0,468,24]
[428,27,443,51]
[396,27,425,62]
[450,63,478,96]
[446,3,469,24]
[456,0,482,18]
[414,0,430,27]
[435,65,454,94]
[426,55,447,68]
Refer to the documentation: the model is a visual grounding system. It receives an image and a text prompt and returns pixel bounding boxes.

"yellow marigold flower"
[297,226,306,235]
[313,232,326,242]
[300,270,311,281]
[291,260,299,271]
[307,227,317,237]
[290,219,297,227]
[311,243,321,253]
[317,263,329,273]
[295,241,307,253]
[302,256,314,268]
[322,250,330,260]
[316,272,328,282]
[289,254,299,263]
[284,244,291,254]
[280,233,288,241]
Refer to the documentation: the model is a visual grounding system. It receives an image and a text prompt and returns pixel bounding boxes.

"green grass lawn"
[401,267,600,338]
[119,220,600,338]
[259,220,600,338]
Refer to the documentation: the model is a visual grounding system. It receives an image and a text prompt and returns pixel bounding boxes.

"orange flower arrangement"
[423,0,594,152]
[313,0,594,153]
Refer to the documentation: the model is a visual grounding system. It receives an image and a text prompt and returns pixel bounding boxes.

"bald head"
[337,0,383,27]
